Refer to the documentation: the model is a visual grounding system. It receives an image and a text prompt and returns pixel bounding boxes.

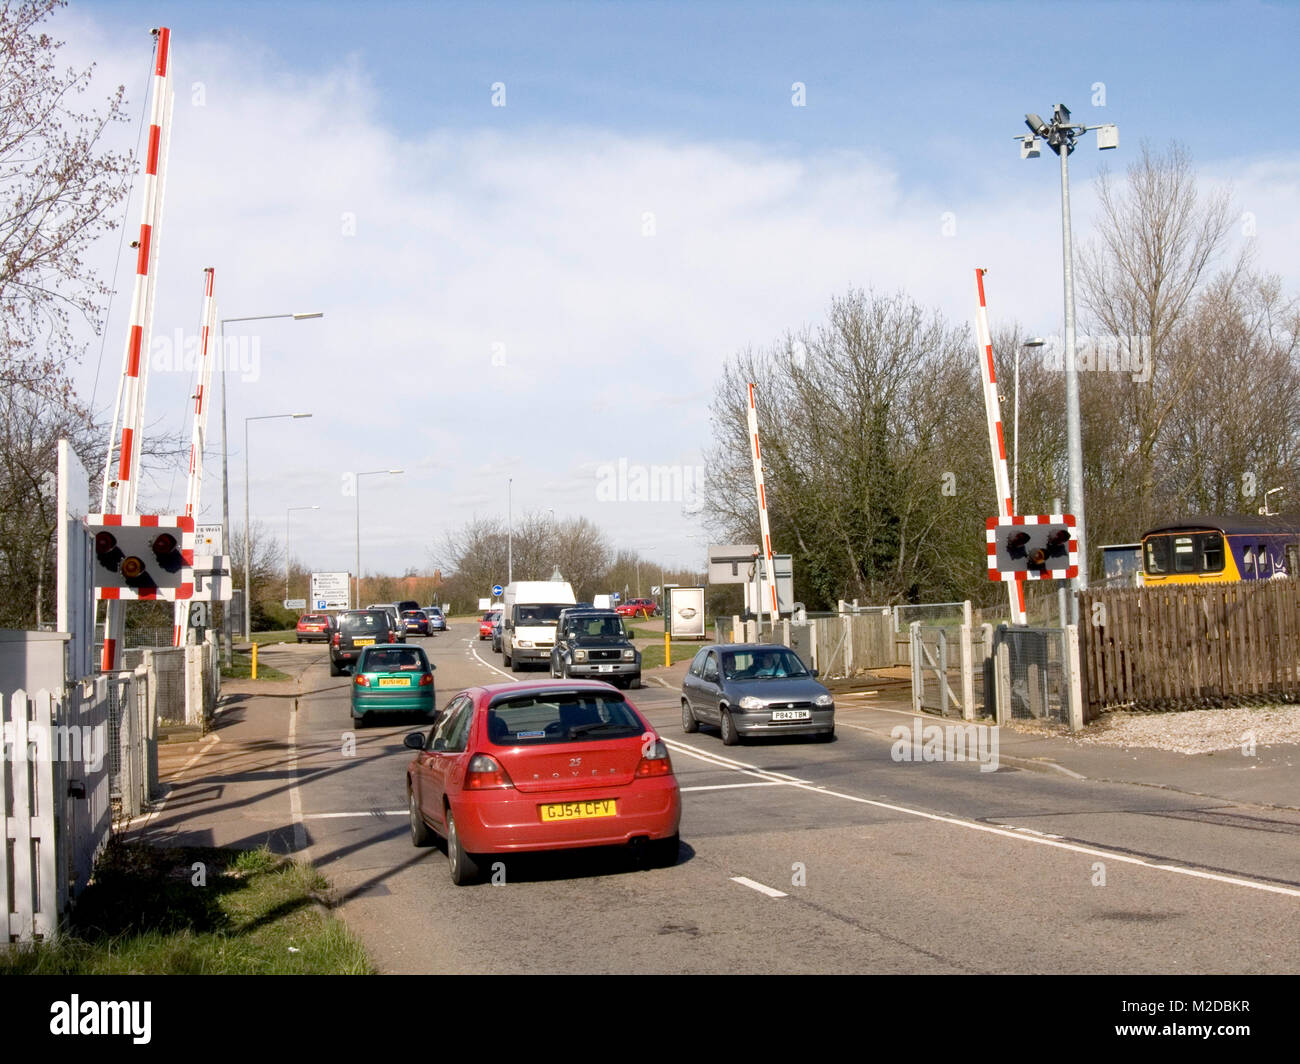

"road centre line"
[681,781,793,792]
[661,738,1300,899]
[731,876,788,898]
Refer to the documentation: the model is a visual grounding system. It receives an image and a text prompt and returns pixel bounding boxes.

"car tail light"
[418,673,433,686]
[635,738,673,778]
[332,632,340,646]
[465,753,513,790]
[354,674,370,686]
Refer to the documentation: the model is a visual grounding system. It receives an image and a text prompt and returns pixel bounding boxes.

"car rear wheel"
[446,809,480,885]
[648,833,679,868]
[720,707,739,746]
[409,787,434,847]
[682,699,698,733]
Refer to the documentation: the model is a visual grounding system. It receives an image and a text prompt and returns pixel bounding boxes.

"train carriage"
[1140,515,1300,585]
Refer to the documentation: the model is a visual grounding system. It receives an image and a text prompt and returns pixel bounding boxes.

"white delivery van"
[501,580,577,672]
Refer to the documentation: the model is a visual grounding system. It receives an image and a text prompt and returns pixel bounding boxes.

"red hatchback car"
[405,681,681,884]
[296,612,334,643]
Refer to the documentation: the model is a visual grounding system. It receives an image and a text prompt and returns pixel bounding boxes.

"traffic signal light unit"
[986,514,1078,581]
[86,514,195,599]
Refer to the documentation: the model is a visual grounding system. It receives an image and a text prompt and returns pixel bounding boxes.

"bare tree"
[1077,140,1242,532]
[0,0,135,393]
[0,379,95,627]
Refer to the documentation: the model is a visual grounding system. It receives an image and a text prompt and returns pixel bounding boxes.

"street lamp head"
[291,412,312,419]
[389,468,404,475]
[1025,113,1049,136]
[292,312,324,320]
[1022,337,1047,348]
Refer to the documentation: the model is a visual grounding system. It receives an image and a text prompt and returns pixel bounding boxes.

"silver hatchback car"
[680,644,834,745]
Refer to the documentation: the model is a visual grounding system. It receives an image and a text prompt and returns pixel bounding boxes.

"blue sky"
[60,1,1300,587]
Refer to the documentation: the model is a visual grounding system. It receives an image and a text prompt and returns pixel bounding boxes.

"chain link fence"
[989,625,1082,729]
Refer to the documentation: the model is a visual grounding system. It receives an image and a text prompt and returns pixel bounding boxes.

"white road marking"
[302,810,406,819]
[662,738,1300,899]
[288,702,308,854]
[681,781,793,793]
[731,876,788,898]
[469,640,513,679]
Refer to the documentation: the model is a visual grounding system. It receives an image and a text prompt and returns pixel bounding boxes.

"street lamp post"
[353,469,403,608]
[244,412,312,639]
[507,477,513,584]
[1015,337,1047,515]
[220,311,322,658]
[1017,105,1118,618]
[285,505,319,602]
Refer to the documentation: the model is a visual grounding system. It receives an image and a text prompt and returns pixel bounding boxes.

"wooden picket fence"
[1079,582,1300,718]
[1,680,113,944]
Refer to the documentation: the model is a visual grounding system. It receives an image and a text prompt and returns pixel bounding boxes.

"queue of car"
[307,588,834,887]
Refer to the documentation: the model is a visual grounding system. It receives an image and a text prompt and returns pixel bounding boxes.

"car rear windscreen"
[486,692,643,745]
[342,611,389,632]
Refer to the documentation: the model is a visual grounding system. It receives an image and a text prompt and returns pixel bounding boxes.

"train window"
[1144,537,1169,574]
[1201,533,1225,572]
[1173,536,1197,573]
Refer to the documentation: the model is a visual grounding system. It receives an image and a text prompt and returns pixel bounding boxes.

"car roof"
[467,680,632,703]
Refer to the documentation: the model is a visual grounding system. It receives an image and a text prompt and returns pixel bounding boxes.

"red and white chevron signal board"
[986,514,1078,581]
[86,514,195,600]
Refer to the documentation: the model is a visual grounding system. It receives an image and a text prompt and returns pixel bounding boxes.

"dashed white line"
[731,876,788,898]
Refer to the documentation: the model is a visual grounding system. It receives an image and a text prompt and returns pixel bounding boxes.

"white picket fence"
[1,678,115,944]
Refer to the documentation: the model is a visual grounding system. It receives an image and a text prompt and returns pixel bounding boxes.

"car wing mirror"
[403,732,426,750]
[811,668,819,678]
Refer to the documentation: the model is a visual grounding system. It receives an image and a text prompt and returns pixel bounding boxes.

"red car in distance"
[478,609,501,640]
[404,680,681,884]
[616,598,659,618]
[296,612,334,643]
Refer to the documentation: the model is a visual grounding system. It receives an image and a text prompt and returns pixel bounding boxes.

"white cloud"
[57,13,1300,583]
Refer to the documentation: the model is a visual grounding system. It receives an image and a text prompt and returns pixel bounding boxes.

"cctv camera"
[1025,113,1048,136]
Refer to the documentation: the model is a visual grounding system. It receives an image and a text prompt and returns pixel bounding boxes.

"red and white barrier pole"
[974,269,1026,626]
[101,28,174,672]
[746,383,780,631]
[175,266,216,647]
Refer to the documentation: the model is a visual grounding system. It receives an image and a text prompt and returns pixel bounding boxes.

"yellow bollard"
[251,642,258,680]
[664,631,670,668]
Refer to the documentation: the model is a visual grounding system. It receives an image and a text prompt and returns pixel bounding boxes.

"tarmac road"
[247,619,1300,974]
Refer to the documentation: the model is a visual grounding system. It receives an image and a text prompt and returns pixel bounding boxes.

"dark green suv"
[549,608,641,689]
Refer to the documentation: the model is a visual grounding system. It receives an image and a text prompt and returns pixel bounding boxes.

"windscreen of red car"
[487,692,644,745]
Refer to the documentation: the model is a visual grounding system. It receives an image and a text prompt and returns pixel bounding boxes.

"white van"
[501,580,576,672]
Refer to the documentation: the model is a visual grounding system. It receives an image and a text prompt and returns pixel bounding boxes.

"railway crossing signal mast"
[98,27,174,672]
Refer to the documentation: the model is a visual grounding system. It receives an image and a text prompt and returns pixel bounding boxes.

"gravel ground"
[1006,705,1300,754]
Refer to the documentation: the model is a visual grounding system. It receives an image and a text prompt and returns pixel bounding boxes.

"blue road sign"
[492,584,503,597]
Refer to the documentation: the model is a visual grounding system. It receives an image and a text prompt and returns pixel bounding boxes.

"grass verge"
[250,629,297,645]
[0,840,372,975]
[640,643,701,670]
[221,650,290,681]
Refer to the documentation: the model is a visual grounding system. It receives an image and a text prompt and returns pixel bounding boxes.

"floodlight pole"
[1059,137,1086,620]
[1018,106,1117,622]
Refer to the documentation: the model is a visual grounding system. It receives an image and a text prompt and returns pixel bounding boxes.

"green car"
[350,644,436,726]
